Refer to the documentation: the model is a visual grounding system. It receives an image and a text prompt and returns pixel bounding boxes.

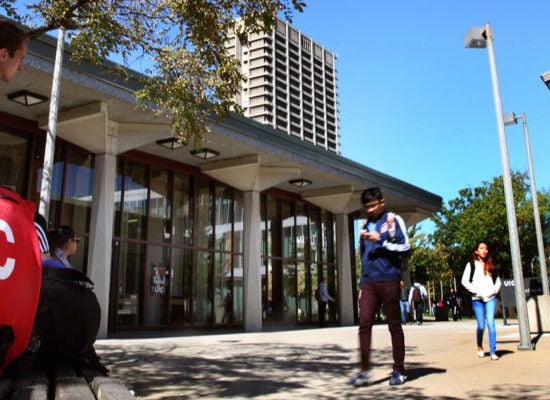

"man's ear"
[0,48,8,61]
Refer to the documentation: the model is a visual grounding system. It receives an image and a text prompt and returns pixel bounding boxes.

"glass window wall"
[117,242,145,326]
[0,129,29,193]
[261,193,336,325]
[0,116,338,333]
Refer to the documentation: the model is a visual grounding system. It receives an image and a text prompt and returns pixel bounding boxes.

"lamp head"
[289,178,312,188]
[541,71,550,90]
[464,27,487,48]
[503,112,518,126]
[190,148,220,160]
[156,138,185,150]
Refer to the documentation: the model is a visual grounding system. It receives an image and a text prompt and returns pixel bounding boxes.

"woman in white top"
[461,242,501,360]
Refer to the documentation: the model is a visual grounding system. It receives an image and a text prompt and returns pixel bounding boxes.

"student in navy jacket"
[349,187,410,387]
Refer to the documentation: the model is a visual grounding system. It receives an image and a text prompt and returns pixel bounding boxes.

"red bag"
[0,187,41,374]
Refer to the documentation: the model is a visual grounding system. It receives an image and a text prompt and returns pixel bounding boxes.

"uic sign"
[501,277,549,308]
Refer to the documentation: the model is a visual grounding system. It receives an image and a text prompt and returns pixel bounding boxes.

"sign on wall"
[150,263,167,296]
[501,277,548,308]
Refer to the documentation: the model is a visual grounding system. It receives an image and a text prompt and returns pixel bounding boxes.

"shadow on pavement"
[405,366,446,382]
[96,331,549,400]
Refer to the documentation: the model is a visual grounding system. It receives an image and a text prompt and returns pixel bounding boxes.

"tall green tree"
[432,171,549,280]
[408,228,452,297]
[1,0,306,145]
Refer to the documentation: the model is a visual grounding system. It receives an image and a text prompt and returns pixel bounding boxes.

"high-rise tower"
[227,18,340,153]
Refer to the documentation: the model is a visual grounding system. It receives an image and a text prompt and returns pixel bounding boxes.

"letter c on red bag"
[0,218,16,280]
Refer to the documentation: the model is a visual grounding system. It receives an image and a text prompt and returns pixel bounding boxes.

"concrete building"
[227,18,339,153]
[0,31,441,338]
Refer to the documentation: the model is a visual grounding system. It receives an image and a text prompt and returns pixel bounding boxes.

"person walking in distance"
[221,291,232,324]
[318,277,335,327]
[446,287,462,321]
[349,187,410,387]
[461,242,501,360]
[409,282,427,325]
[399,280,411,324]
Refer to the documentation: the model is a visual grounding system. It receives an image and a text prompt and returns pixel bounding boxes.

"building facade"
[227,18,339,153]
[0,31,441,338]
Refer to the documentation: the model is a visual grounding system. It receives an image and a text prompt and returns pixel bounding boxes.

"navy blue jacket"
[359,211,410,285]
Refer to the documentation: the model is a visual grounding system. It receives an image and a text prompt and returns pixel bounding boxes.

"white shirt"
[408,283,428,303]
[461,260,501,302]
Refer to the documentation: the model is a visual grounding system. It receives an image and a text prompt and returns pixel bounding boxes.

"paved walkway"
[95,319,549,399]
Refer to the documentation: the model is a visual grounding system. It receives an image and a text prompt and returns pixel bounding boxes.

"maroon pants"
[358,280,405,373]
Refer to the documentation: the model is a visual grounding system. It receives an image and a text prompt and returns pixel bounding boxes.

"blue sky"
[290,1,550,232]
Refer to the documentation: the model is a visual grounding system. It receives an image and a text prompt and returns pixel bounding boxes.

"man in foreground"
[349,187,410,387]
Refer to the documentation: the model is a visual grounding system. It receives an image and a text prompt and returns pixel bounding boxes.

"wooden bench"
[0,364,135,399]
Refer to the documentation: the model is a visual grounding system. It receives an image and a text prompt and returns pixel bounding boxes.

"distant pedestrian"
[461,242,501,360]
[318,277,335,327]
[446,287,462,321]
[349,187,410,387]
[408,282,427,325]
[399,280,411,324]
[221,291,232,323]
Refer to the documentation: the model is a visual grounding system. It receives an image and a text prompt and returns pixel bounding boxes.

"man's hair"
[361,187,384,204]
[0,20,27,57]
[48,225,76,252]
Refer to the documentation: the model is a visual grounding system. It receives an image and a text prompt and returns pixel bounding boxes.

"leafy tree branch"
[2,0,306,146]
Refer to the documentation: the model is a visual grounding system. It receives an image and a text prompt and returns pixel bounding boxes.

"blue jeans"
[472,297,497,354]
[399,300,410,323]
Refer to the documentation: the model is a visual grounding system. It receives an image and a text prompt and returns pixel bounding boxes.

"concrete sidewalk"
[95,319,549,399]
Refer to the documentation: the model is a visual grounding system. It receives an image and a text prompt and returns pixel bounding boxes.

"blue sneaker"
[389,370,406,386]
[349,371,370,387]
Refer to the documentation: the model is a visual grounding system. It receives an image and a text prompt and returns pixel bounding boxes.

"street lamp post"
[39,26,65,221]
[503,112,549,295]
[464,23,532,350]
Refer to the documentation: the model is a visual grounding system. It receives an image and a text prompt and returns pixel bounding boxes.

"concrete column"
[87,153,116,339]
[335,213,354,326]
[243,190,262,332]
[527,294,550,333]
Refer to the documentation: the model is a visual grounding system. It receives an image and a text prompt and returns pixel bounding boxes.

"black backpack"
[35,266,101,366]
[412,287,422,303]
[4,265,107,377]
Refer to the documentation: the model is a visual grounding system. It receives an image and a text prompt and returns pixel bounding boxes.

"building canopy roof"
[0,32,442,225]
